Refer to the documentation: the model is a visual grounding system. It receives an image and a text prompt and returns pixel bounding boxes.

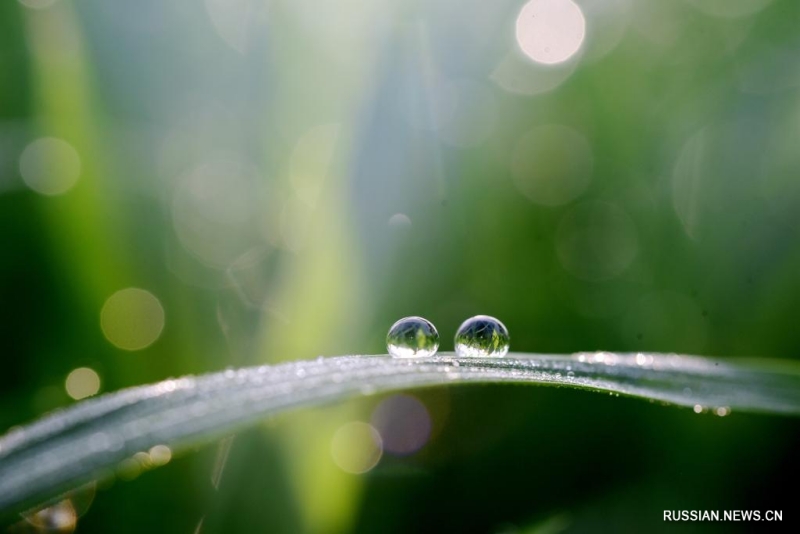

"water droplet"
[387,316,439,358]
[454,315,510,357]
[23,500,77,532]
[693,404,703,414]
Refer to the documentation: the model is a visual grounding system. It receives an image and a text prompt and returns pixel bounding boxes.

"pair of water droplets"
[387,315,509,358]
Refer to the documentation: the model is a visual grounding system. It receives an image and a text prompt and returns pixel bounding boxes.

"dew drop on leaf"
[454,315,510,357]
[387,316,439,358]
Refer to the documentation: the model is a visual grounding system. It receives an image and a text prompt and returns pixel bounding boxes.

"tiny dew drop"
[387,316,439,358]
[454,315,510,357]
[23,500,77,532]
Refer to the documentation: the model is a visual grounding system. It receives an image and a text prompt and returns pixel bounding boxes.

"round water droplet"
[387,316,439,358]
[454,315,510,357]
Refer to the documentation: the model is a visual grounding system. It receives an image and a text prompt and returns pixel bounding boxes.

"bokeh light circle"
[388,213,411,229]
[65,367,101,400]
[330,421,382,474]
[19,137,81,196]
[148,444,173,466]
[371,394,432,455]
[511,124,593,207]
[100,288,165,351]
[172,157,260,268]
[515,0,586,65]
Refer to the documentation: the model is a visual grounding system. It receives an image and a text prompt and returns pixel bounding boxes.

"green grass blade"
[1,352,799,517]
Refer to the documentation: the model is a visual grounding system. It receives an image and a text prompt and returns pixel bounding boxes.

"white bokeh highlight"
[516,0,586,65]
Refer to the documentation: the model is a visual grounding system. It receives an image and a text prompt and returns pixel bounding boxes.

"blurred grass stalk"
[24,2,130,310]
[23,1,379,531]
[253,3,395,532]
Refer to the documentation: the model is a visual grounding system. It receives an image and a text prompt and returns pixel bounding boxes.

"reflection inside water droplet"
[387,316,439,358]
[454,315,510,357]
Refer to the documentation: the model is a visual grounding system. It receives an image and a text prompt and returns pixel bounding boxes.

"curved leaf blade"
[1,352,799,516]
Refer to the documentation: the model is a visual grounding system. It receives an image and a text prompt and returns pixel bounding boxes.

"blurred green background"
[2,0,800,532]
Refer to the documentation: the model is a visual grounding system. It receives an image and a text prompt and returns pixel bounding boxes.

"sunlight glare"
[515,0,586,65]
